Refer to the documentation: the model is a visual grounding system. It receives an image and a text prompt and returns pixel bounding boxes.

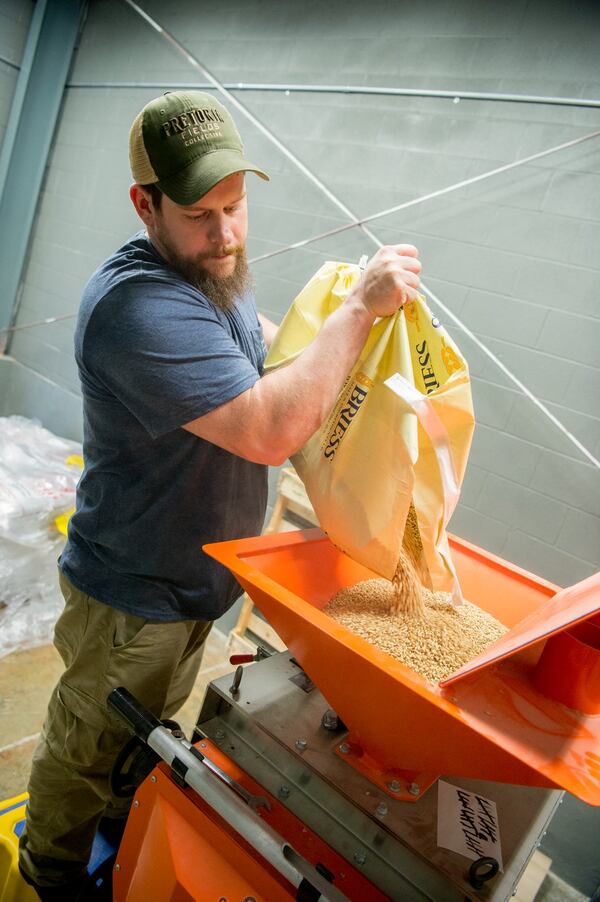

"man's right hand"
[351,244,421,318]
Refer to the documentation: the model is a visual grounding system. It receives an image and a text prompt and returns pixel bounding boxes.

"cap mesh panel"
[129,112,157,184]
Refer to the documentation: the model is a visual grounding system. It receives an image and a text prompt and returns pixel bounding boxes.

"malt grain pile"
[325,579,507,683]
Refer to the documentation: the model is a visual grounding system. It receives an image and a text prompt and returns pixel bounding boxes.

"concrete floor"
[0,630,235,801]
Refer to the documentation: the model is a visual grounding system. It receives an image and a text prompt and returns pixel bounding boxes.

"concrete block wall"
[4,0,599,590]
[0,0,32,142]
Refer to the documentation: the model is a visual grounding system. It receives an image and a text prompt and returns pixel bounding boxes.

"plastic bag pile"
[0,416,82,658]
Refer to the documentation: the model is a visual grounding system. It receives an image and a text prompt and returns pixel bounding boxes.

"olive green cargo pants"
[19,570,212,889]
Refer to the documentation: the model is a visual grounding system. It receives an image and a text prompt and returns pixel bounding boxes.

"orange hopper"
[205,528,600,805]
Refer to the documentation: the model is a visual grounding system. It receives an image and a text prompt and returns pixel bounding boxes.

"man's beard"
[155,227,252,311]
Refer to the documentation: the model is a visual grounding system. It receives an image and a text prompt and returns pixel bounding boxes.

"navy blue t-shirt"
[60,231,268,621]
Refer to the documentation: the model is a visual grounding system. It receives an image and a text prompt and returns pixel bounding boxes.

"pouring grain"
[392,549,424,617]
[325,579,507,683]
[392,503,429,616]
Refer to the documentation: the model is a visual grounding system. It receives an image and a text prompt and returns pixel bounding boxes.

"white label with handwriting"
[437,781,503,870]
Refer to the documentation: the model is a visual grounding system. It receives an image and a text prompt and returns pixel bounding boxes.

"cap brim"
[157,149,269,206]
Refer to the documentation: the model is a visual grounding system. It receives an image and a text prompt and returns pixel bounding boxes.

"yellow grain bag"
[265,261,474,604]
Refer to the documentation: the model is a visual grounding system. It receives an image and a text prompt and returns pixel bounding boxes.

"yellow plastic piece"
[53,455,83,536]
[0,794,37,902]
[54,509,74,537]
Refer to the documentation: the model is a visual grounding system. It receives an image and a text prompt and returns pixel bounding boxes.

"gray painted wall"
[3,0,599,590]
[0,0,33,142]
[1,0,599,893]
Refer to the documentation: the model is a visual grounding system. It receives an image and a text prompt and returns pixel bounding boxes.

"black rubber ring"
[468,856,500,888]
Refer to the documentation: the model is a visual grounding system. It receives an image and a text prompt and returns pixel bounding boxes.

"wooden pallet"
[227,467,317,655]
[514,850,552,902]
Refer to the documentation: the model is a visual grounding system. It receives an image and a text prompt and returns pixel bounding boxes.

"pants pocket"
[104,619,185,718]
[110,608,149,650]
[54,572,90,667]
[45,685,129,768]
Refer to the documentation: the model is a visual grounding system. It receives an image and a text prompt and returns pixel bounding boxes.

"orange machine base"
[113,743,388,902]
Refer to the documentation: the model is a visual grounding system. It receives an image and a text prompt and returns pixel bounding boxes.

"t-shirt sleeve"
[82,281,261,438]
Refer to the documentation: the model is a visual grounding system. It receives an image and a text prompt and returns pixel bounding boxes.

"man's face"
[147,172,250,309]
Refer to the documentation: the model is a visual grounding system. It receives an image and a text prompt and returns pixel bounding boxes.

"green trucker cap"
[129,91,269,205]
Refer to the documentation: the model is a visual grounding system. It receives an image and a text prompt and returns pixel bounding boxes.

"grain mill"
[105,527,599,901]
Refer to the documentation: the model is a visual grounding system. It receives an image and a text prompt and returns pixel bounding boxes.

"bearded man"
[19,90,421,900]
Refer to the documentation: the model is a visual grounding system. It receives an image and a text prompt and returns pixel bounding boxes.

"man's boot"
[18,864,88,902]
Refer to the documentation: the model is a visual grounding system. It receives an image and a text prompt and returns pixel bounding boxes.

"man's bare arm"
[183,245,421,465]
